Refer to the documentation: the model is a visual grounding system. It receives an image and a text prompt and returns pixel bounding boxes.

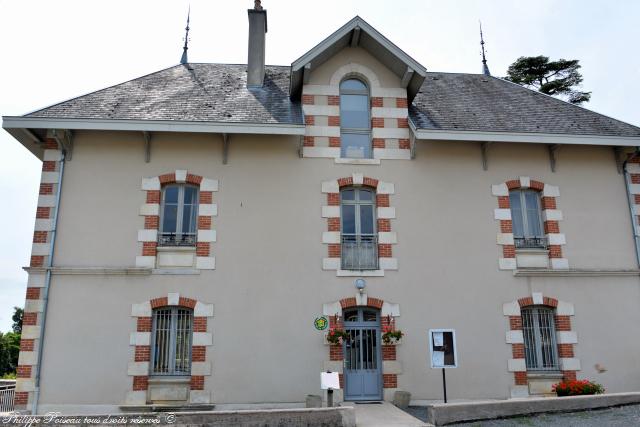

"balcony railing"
[341,234,378,270]
[158,232,196,247]
[514,236,548,250]
[0,381,15,413]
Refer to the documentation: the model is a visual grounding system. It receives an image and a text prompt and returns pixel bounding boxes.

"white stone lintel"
[519,176,531,189]
[494,208,512,220]
[322,232,341,244]
[491,183,509,197]
[200,178,219,192]
[543,184,560,197]
[322,258,340,270]
[377,207,396,219]
[322,301,342,317]
[193,332,213,346]
[506,330,524,344]
[532,292,544,305]
[175,170,187,183]
[379,257,398,270]
[131,301,152,317]
[197,230,217,242]
[556,300,575,316]
[547,233,566,245]
[560,358,581,371]
[137,229,158,242]
[199,203,217,217]
[139,203,160,216]
[378,232,397,244]
[168,292,180,305]
[557,331,578,344]
[321,180,340,194]
[194,301,214,317]
[352,173,364,185]
[508,358,527,372]
[499,258,517,270]
[129,332,150,346]
[551,258,570,270]
[543,209,563,221]
[497,233,514,245]
[135,256,156,269]
[503,301,521,316]
[322,206,340,218]
[376,181,395,194]
[196,257,216,270]
[141,177,161,191]
[381,302,400,317]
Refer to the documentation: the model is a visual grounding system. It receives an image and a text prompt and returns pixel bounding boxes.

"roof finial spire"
[180,6,191,64]
[480,21,490,76]
[254,0,263,10]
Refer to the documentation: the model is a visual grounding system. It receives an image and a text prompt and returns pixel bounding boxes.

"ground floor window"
[151,307,193,375]
[521,306,559,371]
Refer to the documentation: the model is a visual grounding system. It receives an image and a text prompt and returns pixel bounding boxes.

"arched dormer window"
[159,184,199,246]
[340,78,371,159]
[509,189,546,249]
[341,186,377,269]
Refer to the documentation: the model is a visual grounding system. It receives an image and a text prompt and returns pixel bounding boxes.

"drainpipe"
[32,133,66,414]
[623,147,640,268]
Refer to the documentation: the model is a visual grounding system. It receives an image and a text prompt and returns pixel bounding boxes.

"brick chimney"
[247,1,267,87]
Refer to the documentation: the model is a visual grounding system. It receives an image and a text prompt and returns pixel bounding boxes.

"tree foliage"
[12,306,23,334]
[0,307,22,376]
[505,56,591,105]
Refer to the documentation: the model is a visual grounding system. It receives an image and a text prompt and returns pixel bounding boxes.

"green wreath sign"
[314,316,328,331]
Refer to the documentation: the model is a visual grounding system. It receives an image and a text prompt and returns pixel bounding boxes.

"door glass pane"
[164,186,179,204]
[358,189,373,201]
[343,309,358,322]
[181,206,193,234]
[359,205,375,235]
[340,94,369,129]
[509,191,524,237]
[183,186,198,205]
[163,205,178,233]
[363,310,377,322]
[341,189,355,201]
[342,205,356,234]
[525,191,542,236]
[341,133,371,159]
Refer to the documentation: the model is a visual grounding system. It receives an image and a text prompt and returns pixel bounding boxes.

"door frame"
[342,307,383,401]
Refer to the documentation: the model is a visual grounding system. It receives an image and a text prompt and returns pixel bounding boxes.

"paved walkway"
[344,402,432,427]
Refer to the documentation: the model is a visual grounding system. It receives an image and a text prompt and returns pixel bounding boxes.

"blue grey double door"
[343,308,382,401]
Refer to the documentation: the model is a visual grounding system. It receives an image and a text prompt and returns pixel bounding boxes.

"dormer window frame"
[339,77,372,159]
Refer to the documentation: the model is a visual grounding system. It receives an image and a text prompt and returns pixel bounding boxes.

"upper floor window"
[509,189,546,249]
[151,307,193,376]
[521,306,559,371]
[341,187,378,270]
[160,184,199,246]
[340,78,371,159]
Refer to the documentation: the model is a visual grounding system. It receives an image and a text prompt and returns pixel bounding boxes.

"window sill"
[337,269,384,277]
[527,372,563,379]
[334,158,381,165]
[157,246,197,252]
[148,376,191,383]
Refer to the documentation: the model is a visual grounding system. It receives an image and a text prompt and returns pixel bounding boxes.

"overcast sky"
[0,0,639,332]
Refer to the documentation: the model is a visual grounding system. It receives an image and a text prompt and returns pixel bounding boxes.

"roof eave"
[289,16,427,102]
[411,125,640,147]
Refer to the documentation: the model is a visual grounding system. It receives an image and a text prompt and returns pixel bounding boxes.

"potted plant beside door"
[326,328,349,345]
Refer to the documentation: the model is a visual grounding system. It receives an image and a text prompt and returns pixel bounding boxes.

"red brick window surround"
[126,293,214,405]
[16,138,61,411]
[301,62,412,161]
[503,293,579,398]
[323,295,401,402]
[321,174,397,276]
[492,177,568,271]
[137,170,218,270]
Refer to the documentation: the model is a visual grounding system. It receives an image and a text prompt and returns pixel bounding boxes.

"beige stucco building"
[4,5,640,415]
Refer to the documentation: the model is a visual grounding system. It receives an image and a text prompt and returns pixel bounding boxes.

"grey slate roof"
[26,64,303,125]
[25,64,640,138]
[410,72,640,137]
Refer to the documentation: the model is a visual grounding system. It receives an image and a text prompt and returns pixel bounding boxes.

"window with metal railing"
[341,187,378,270]
[510,189,547,250]
[159,184,199,246]
[521,306,559,371]
[151,307,193,376]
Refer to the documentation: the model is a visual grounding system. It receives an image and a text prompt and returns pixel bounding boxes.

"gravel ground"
[404,404,640,426]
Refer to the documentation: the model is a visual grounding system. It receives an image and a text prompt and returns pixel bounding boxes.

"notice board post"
[429,329,457,404]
